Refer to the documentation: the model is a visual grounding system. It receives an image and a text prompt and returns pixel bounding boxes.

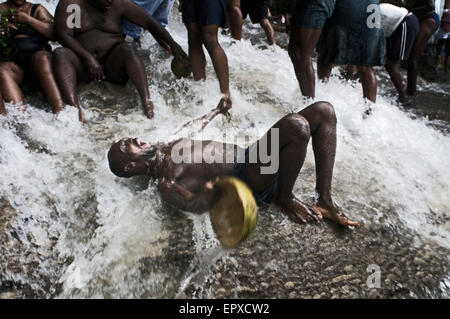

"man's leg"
[386,60,408,99]
[52,48,87,121]
[152,0,175,27]
[357,66,377,103]
[123,0,151,40]
[186,22,207,81]
[201,24,231,98]
[260,18,275,45]
[0,92,5,115]
[30,51,65,115]
[298,102,357,226]
[407,18,437,96]
[0,62,24,108]
[104,42,154,119]
[288,28,323,98]
[227,0,243,40]
[246,112,320,224]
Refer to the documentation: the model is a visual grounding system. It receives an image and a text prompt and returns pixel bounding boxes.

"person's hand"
[84,55,105,82]
[171,43,189,68]
[52,104,64,116]
[217,96,232,115]
[143,100,154,119]
[9,10,31,24]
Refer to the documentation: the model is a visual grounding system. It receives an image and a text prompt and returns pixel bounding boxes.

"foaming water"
[0,1,449,298]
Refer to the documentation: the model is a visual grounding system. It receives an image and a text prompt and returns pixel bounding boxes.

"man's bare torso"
[160,140,243,195]
[59,0,126,59]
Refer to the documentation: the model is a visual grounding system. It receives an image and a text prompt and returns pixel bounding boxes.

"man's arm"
[172,98,232,138]
[54,0,105,81]
[158,179,219,213]
[122,0,188,62]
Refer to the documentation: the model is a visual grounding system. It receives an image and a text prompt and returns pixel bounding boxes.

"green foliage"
[0,8,19,62]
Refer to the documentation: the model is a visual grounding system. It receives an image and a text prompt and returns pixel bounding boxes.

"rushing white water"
[0,0,449,298]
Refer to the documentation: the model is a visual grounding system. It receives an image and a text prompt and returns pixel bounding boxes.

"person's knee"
[0,63,13,82]
[32,51,52,71]
[53,47,72,66]
[202,32,219,51]
[313,101,336,125]
[279,113,311,141]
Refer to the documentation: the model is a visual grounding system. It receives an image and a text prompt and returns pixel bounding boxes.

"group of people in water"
[0,0,447,228]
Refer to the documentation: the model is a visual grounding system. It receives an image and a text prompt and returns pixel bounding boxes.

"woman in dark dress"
[0,0,75,119]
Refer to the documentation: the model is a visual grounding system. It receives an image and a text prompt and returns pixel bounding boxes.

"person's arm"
[122,0,188,63]
[158,179,219,213]
[9,5,56,40]
[54,0,105,82]
[172,97,232,138]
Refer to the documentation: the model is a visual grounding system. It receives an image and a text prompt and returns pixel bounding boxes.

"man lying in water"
[107,100,358,227]
[53,0,189,120]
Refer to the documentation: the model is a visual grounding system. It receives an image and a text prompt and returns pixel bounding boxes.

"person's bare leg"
[386,60,408,99]
[357,65,377,102]
[0,92,5,115]
[317,63,332,80]
[246,113,322,224]
[288,28,323,98]
[201,25,231,99]
[407,18,436,96]
[30,51,65,115]
[53,48,87,121]
[185,22,206,81]
[0,62,24,109]
[104,42,154,119]
[260,18,275,45]
[227,0,242,40]
[299,101,359,226]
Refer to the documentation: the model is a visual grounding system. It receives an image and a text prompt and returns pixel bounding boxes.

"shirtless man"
[53,0,189,120]
[107,100,359,227]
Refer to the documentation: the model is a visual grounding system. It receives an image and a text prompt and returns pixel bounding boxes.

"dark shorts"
[12,38,51,75]
[317,0,386,66]
[231,146,278,206]
[240,0,269,24]
[292,0,336,29]
[182,0,227,27]
[387,14,419,61]
[98,42,129,85]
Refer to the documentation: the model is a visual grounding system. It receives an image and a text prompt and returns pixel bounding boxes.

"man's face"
[117,137,156,162]
[88,0,113,11]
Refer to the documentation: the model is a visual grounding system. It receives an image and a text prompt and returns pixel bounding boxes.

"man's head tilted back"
[107,138,157,178]
[108,140,135,178]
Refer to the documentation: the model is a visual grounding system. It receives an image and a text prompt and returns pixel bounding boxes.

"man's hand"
[171,43,189,68]
[217,97,232,115]
[84,55,105,82]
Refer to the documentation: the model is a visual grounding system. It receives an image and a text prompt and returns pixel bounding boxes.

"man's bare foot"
[313,198,359,227]
[274,196,322,224]
[143,101,154,119]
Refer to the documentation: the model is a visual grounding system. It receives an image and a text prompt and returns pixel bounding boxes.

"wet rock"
[284,282,294,289]
[332,274,354,284]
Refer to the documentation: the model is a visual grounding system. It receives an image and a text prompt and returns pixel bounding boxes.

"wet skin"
[226,0,276,45]
[0,1,66,116]
[53,0,188,119]
[108,101,359,227]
